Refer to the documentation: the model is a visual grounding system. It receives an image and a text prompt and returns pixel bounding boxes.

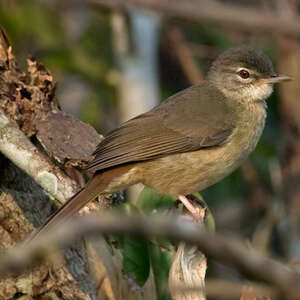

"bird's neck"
[209,80,268,149]
[230,89,267,132]
[232,92,267,157]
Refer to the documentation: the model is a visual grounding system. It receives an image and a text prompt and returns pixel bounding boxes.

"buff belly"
[139,106,266,195]
[138,141,248,195]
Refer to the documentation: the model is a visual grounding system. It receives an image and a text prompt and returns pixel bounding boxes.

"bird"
[32,46,291,238]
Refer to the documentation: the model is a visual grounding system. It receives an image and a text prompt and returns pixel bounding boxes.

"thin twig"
[167,27,203,85]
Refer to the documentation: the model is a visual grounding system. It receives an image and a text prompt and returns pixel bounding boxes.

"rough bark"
[0,24,100,299]
[0,24,158,299]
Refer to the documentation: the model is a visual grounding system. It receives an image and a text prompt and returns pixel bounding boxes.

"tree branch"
[0,110,78,204]
[4,213,300,300]
[89,0,300,36]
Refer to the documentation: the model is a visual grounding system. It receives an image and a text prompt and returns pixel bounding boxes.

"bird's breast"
[139,103,267,196]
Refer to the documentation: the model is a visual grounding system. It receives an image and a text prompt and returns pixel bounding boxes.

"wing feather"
[86,83,235,172]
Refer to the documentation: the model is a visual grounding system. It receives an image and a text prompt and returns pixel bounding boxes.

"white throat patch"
[247,83,273,102]
[218,83,273,104]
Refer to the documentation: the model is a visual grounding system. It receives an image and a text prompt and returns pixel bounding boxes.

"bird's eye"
[238,69,250,79]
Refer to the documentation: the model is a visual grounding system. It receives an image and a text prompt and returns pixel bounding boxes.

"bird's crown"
[209,46,274,77]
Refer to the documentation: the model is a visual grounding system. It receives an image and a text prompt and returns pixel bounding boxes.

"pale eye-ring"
[238,69,250,79]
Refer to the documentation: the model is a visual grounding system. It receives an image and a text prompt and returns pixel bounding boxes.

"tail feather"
[30,164,134,241]
[31,174,106,240]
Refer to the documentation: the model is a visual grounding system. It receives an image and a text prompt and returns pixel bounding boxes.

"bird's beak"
[259,73,293,84]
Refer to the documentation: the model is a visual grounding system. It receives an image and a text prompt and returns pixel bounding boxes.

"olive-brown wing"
[86,83,235,172]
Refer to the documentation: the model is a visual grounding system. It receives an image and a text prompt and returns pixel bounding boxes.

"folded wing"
[86,83,235,172]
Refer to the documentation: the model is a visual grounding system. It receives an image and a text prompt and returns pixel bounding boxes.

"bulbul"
[33,46,291,238]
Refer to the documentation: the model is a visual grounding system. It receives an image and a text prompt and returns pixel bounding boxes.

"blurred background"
[1,0,300,298]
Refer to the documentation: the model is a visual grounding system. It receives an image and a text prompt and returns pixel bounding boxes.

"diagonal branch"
[0,109,79,204]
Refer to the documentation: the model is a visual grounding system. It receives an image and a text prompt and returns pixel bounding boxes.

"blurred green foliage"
[0,0,117,131]
[118,189,216,299]
[120,234,150,286]
[0,0,285,297]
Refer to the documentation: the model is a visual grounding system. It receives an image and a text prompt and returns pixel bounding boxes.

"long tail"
[31,165,132,241]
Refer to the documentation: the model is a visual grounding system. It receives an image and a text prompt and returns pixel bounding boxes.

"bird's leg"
[178,195,204,223]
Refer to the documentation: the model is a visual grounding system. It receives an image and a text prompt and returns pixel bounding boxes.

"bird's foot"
[178,195,205,223]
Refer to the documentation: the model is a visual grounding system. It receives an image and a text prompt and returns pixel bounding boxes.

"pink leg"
[178,195,204,222]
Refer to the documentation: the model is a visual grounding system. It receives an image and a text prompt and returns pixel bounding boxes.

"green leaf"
[120,235,150,287]
[136,187,176,213]
[149,242,172,300]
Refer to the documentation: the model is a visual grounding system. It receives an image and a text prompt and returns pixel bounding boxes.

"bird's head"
[207,46,291,104]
